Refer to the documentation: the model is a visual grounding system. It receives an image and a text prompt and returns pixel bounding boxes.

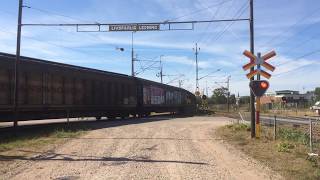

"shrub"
[278,128,309,145]
[277,142,295,152]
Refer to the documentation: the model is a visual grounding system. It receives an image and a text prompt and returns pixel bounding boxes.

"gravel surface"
[0,116,282,180]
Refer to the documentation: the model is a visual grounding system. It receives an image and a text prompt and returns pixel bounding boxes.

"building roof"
[275,90,299,95]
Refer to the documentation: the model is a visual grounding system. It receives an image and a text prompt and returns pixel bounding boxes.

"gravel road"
[0,116,282,180]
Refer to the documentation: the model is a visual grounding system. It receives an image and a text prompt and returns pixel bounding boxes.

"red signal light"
[260,81,268,89]
[249,80,269,97]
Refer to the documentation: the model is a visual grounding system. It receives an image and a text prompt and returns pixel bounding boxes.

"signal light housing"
[249,80,269,97]
[202,95,207,100]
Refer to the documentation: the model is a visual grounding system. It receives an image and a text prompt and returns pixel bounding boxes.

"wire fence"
[235,111,320,155]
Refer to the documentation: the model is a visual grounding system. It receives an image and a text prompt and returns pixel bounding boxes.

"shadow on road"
[0,115,179,144]
[0,149,208,165]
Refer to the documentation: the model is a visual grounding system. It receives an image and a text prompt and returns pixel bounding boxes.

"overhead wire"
[25,5,99,24]
[209,1,249,43]
[0,26,105,59]
[24,5,116,49]
[258,6,320,49]
[196,0,233,44]
[273,49,320,77]
[167,0,233,21]
[279,49,320,67]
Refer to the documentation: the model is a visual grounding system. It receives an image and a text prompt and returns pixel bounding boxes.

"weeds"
[277,142,295,152]
[0,126,89,152]
[278,128,309,145]
[218,123,320,179]
[227,123,250,131]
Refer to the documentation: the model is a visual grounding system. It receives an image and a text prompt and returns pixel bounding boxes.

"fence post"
[238,112,244,124]
[67,110,70,124]
[274,115,277,140]
[309,118,313,153]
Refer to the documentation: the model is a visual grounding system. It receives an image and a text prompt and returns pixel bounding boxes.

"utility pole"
[131,31,135,77]
[206,81,208,96]
[193,43,200,92]
[13,0,23,128]
[178,80,183,88]
[160,55,163,83]
[249,0,256,138]
[227,76,231,113]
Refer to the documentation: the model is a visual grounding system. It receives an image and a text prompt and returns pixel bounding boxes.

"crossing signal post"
[249,80,269,137]
[243,50,276,138]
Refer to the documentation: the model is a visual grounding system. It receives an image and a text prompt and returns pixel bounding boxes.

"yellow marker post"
[255,97,261,138]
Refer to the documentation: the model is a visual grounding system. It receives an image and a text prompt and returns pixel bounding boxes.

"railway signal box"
[249,80,269,97]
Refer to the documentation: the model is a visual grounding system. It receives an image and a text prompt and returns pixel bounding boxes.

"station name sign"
[109,24,160,31]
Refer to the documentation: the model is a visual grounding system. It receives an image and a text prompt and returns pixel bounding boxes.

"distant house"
[260,95,282,109]
[275,90,315,104]
[261,90,315,109]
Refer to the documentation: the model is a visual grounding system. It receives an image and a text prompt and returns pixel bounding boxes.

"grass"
[277,128,309,145]
[217,123,320,180]
[0,125,90,152]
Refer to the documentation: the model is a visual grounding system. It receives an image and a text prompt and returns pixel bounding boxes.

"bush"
[277,142,295,152]
[278,128,309,145]
[227,123,250,131]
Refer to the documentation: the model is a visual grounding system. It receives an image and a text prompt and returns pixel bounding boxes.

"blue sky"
[0,0,320,96]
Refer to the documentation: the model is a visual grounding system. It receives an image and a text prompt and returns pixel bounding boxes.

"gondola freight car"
[0,52,196,122]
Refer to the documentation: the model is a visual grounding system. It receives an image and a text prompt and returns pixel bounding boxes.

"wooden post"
[309,118,313,153]
[256,97,261,138]
[274,115,277,140]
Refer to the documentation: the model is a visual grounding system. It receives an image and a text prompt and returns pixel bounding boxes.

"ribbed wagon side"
[0,53,137,121]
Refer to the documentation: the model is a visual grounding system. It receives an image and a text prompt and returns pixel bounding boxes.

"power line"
[200,0,248,45]
[209,2,249,43]
[200,0,237,44]
[273,32,320,66]
[23,5,116,48]
[274,49,320,77]
[196,0,233,43]
[25,5,99,24]
[259,6,320,49]
[168,0,233,21]
[0,26,107,58]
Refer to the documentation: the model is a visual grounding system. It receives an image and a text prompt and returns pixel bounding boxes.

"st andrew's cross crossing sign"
[242,50,276,79]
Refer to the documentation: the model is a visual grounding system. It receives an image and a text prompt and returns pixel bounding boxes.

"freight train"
[0,52,196,122]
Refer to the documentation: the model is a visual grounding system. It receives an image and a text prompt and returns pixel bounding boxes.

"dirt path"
[0,116,282,180]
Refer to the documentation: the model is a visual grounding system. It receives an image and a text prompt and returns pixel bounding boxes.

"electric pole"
[13,0,23,128]
[206,81,208,96]
[227,76,231,113]
[249,0,256,138]
[160,55,163,83]
[193,43,200,93]
[131,31,135,77]
[178,80,183,88]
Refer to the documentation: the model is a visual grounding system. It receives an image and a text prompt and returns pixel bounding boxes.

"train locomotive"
[0,52,196,122]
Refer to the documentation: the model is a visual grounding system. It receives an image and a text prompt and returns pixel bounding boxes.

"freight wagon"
[0,52,196,122]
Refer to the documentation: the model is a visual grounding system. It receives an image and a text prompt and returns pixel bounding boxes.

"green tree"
[239,96,250,104]
[315,87,320,101]
[229,94,236,104]
[211,87,228,104]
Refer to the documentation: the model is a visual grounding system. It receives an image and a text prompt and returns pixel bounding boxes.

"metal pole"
[309,118,313,153]
[131,31,135,77]
[179,80,182,88]
[227,76,230,113]
[256,53,261,138]
[195,43,199,92]
[249,0,256,138]
[13,0,23,128]
[160,55,163,83]
[256,97,261,138]
[274,115,277,140]
[206,81,208,96]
